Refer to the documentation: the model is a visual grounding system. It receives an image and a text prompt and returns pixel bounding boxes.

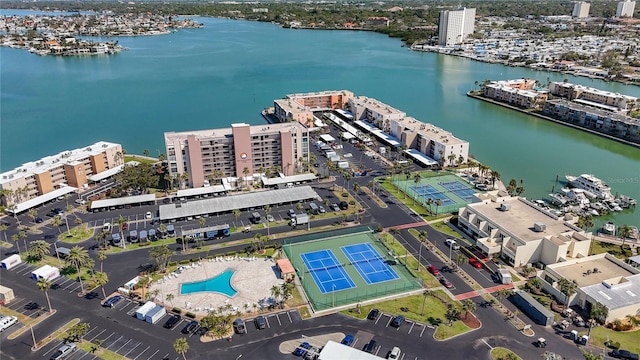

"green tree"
[557,278,578,310]
[11,233,21,254]
[581,350,604,360]
[445,304,460,326]
[166,293,174,307]
[66,246,91,293]
[421,290,431,316]
[233,208,241,225]
[461,299,476,319]
[28,208,38,223]
[28,240,51,261]
[67,322,90,342]
[270,284,281,306]
[37,278,53,313]
[97,250,107,273]
[576,215,594,231]
[495,288,512,302]
[94,271,109,299]
[136,276,151,300]
[149,245,173,274]
[52,216,63,233]
[590,301,608,324]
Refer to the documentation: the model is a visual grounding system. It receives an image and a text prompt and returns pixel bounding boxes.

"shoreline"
[466,91,640,150]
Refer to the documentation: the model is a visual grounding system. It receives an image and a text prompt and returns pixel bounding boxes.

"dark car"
[339,201,349,210]
[103,295,122,308]
[233,318,246,334]
[367,308,380,320]
[292,341,310,356]
[363,340,377,353]
[254,315,266,330]
[391,315,405,328]
[44,234,55,240]
[35,217,44,223]
[163,314,181,329]
[611,350,640,360]
[341,334,354,346]
[181,320,199,334]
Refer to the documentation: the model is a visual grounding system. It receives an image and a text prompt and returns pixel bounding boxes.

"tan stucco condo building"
[164,122,309,188]
[457,192,592,267]
[0,141,123,213]
[273,90,354,126]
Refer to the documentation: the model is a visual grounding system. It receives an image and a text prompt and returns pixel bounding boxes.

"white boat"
[602,221,616,235]
[565,174,613,200]
[548,193,569,206]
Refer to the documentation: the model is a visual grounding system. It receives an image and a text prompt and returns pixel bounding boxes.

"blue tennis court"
[300,250,356,294]
[341,243,400,285]
[439,180,477,202]
[409,184,455,205]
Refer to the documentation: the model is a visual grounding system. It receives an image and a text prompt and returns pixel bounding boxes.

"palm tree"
[270,285,281,307]
[0,223,8,243]
[434,199,443,216]
[447,153,457,167]
[581,350,604,360]
[421,290,431,316]
[173,337,189,360]
[557,278,578,310]
[425,198,434,215]
[11,234,20,253]
[589,301,608,324]
[52,216,63,233]
[94,271,109,299]
[412,173,422,205]
[461,299,476,319]
[137,276,151,300]
[28,208,38,224]
[619,225,634,245]
[495,288,511,302]
[37,278,53,313]
[576,215,594,231]
[166,293,175,307]
[445,304,461,326]
[491,170,501,190]
[28,240,51,261]
[232,209,241,226]
[66,246,90,293]
[97,250,107,273]
[417,230,428,270]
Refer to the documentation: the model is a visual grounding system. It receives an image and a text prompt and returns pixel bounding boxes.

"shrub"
[226,251,236,256]
[172,307,182,314]
[348,200,355,205]
[168,261,177,266]
[179,259,190,265]
[138,242,151,247]
[374,226,383,233]
[185,312,196,319]
[341,192,348,197]
[610,342,621,349]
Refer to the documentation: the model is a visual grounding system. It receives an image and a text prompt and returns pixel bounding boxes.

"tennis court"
[409,184,455,205]
[284,226,422,311]
[341,243,400,285]
[439,180,477,202]
[300,250,356,294]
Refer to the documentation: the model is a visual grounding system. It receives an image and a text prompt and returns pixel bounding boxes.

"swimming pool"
[180,270,238,297]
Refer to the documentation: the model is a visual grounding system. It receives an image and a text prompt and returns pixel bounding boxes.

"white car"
[445,238,460,250]
[50,343,76,360]
[0,315,18,332]
[74,199,86,205]
[145,211,152,219]
[387,346,401,359]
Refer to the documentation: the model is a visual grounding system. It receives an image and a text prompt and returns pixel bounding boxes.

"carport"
[90,194,156,211]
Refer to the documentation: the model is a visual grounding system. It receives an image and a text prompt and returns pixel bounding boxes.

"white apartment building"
[482,79,548,109]
[0,141,123,213]
[273,90,354,127]
[457,193,592,267]
[438,7,476,46]
[572,2,591,18]
[549,81,638,113]
[616,0,636,17]
[539,253,640,323]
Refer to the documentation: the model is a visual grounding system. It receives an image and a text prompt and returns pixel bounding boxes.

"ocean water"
[1,13,639,227]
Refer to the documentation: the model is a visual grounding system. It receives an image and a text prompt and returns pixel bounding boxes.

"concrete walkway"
[454,283,514,301]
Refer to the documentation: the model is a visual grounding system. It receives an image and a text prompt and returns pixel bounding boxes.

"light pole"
[53,240,62,266]
[448,242,453,261]
[332,284,336,308]
[417,242,423,271]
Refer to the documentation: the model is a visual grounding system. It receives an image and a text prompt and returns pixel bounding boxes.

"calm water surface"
[1,13,638,227]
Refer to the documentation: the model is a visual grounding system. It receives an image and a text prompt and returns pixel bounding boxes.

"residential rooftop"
[164,122,307,143]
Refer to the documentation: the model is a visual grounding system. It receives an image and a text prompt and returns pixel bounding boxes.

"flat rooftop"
[394,116,468,145]
[550,254,637,288]
[469,198,575,242]
[164,122,306,144]
[349,96,406,117]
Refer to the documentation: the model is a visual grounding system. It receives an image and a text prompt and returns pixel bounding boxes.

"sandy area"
[150,256,284,315]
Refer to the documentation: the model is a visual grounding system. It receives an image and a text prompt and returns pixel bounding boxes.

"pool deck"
[150,256,284,315]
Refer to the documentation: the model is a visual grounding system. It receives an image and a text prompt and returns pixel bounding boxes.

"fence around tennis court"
[283,226,422,311]
[391,174,478,215]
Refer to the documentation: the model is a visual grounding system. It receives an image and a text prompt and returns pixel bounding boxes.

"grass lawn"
[430,221,463,239]
[58,224,94,244]
[590,240,627,259]
[124,155,157,166]
[375,176,448,221]
[36,318,80,349]
[490,347,523,360]
[341,290,471,340]
[379,232,439,288]
[286,285,306,308]
[584,326,640,354]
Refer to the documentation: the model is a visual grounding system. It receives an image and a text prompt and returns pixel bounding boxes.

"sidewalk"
[455,283,514,301]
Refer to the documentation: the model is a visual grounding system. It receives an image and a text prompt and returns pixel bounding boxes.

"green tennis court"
[284,226,422,311]
[393,173,480,215]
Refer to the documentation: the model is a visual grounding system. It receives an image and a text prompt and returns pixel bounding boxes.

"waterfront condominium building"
[548,81,638,114]
[437,7,476,46]
[164,122,309,188]
[457,193,592,267]
[572,1,591,18]
[346,96,469,167]
[0,141,123,212]
[482,79,548,109]
[273,90,354,126]
[616,0,636,17]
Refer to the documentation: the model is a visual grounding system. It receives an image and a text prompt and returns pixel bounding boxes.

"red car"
[439,277,453,288]
[122,222,128,231]
[427,265,440,276]
[469,258,483,269]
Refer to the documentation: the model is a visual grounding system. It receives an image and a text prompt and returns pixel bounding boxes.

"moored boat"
[602,221,616,235]
[565,174,613,200]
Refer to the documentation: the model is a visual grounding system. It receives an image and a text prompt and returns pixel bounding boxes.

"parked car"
[304,346,319,360]
[292,341,310,356]
[390,315,405,328]
[427,265,440,276]
[181,320,199,334]
[367,309,380,320]
[331,203,340,212]
[35,217,44,223]
[468,258,483,268]
[339,201,349,210]
[266,214,275,222]
[363,340,377,353]
[288,209,296,218]
[611,350,640,360]
[103,295,122,308]
[439,277,453,289]
[254,315,266,330]
[318,205,326,213]
[50,343,76,360]
[145,211,152,219]
[233,318,246,334]
[341,334,354,346]
[387,346,401,359]
[163,314,181,329]
[0,315,18,332]
[122,222,128,231]
[444,238,460,250]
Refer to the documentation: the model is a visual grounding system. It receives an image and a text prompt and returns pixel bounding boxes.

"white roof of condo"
[0,141,121,185]
[349,96,406,117]
[261,173,317,186]
[394,117,468,145]
[551,81,637,101]
[7,186,78,214]
[318,340,381,360]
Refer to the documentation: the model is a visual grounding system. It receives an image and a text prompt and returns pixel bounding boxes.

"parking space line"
[274,314,282,326]
[69,284,83,293]
[286,311,293,323]
[41,340,64,356]
[144,349,160,360]
[104,335,123,350]
[62,280,77,290]
[114,339,133,353]
[171,319,186,331]
[265,316,270,328]
[386,317,392,328]
[153,352,168,360]
[8,298,28,310]
[88,329,106,341]
[99,331,115,345]
[408,322,415,334]
[132,346,150,360]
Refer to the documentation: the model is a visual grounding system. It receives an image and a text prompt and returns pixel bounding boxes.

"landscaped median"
[490,347,523,360]
[1,306,56,341]
[341,289,480,340]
